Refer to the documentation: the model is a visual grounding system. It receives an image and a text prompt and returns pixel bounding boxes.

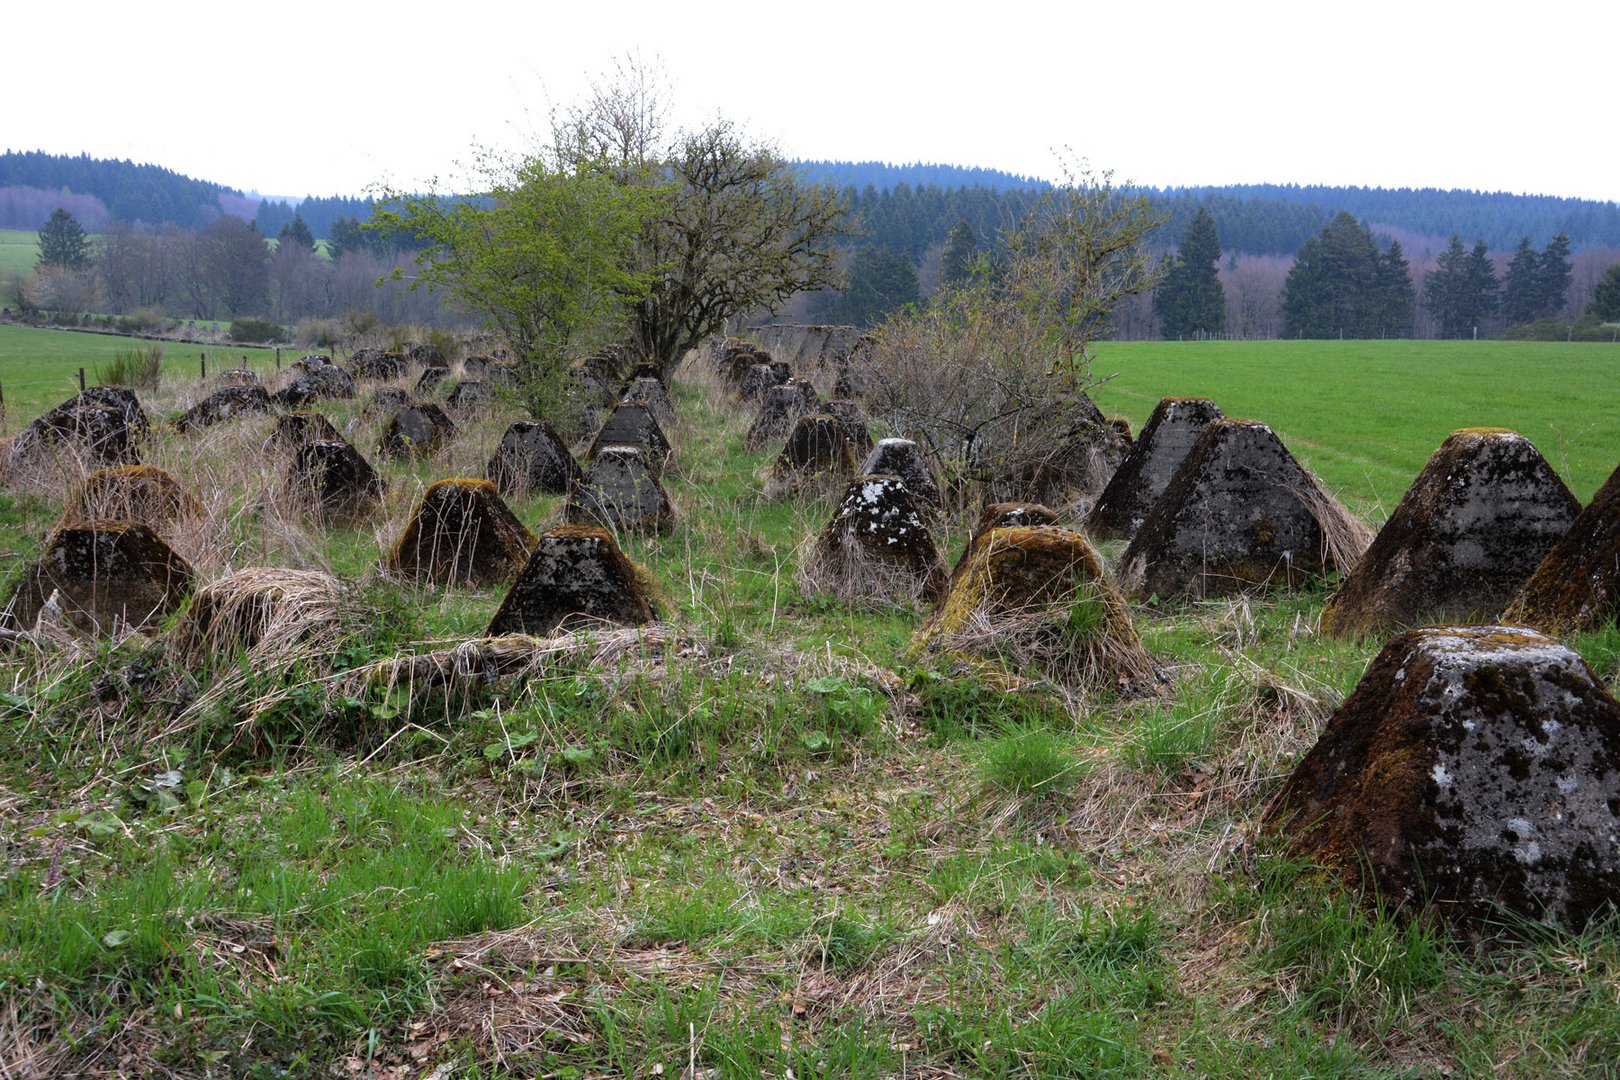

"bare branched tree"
[854,163,1163,509]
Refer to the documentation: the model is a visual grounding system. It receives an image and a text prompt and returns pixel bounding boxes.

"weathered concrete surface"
[619,376,675,425]
[860,438,944,509]
[822,400,874,457]
[386,478,535,587]
[738,363,786,403]
[9,389,148,470]
[1505,461,1620,635]
[487,525,657,636]
[1266,625,1620,930]
[745,382,820,452]
[566,446,676,535]
[347,348,406,381]
[175,385,276,433]
[764,414,858,499]
[378,403,457,460]
[2,523,194,635]
[588,403,672,474]
[269,410,345,450]
[1088,397,1224,541]
[271,358,356,407]
[486,420,581,498]
[1321,429,1579,638]
[1117,419,1368,600]
[799,474,947,604]
[291,441,385,524]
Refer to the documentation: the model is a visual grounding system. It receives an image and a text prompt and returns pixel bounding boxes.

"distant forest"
[5,151,1619,256]
[6,150,1619,341]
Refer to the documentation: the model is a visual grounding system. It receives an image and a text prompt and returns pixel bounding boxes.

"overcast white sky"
[11,1,1617,203]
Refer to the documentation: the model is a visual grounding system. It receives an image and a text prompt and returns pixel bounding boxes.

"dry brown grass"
[170,567,345,668]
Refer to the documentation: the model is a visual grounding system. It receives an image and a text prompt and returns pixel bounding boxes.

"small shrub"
[115,307,173,335]
[294,317,343,350]
[230,316,284,343]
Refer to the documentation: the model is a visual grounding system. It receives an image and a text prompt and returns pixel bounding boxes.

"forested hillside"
[0,151,245,230]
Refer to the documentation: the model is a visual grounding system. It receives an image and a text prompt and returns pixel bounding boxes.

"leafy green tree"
[278,213,316,250]
[1587,262,1620,322]
[831,246,919,327]
[374,151,660,398]
[1000,161,1164,374]
[940,218,978,286]
[557,59,849,375]
[1153,207,1226,338]
[37,207,91,270]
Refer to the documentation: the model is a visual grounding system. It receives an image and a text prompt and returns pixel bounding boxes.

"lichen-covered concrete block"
[1118,419,1368,600]
[378,403,457,460]
[1088,397,1224,541]
[1266,625,1620,930]
[292,441,385,525]
[915,524,1157,694]
[486,420,581,497]
[1322,429,1579,637]
[1503,461,1620,636]
[487,525,657,636]
[587,403,672,473]
[2,523,194,635]
[386,478,535,587]
[800,473,947,604]
[566,446,675,535]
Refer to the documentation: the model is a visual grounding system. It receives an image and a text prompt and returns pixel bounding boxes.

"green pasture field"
[0,323,281,432]
[0,229,39,276]
[1,331,1619,1075]
[1092,338,1620,515]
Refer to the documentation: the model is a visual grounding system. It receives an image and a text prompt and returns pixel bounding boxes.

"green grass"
[1092,338,1620,511]
[0,228,40,276]
[2,329,1619,1076]
[0,323,283,428]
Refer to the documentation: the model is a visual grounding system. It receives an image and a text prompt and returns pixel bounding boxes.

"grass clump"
[93,342,163,389]
[979,723,1084,797]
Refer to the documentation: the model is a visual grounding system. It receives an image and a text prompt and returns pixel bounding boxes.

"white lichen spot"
[1432,762,1452,787]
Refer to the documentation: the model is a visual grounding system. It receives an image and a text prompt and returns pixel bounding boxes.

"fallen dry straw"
[171,567,345,667]
[338,625,674,698]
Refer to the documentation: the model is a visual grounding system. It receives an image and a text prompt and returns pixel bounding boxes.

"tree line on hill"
[11,208,449,336]
[6,150,1620,343]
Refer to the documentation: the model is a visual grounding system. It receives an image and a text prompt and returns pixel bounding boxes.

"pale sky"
[11,1,1617,203]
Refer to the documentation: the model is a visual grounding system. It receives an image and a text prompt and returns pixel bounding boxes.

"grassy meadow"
[0,229,40,277]
[0,328,1618,1076]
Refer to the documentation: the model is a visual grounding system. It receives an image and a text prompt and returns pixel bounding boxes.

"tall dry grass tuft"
[171,567,345,668]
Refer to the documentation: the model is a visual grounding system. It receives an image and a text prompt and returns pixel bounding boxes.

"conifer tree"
[37,207,91,270]
[1153,207,1226,338]
[940,219,977,286]
[1424,235,1497,338]
[1500,236,1542,326]
[278,213,316,251]
[1587,262,1620,322]
[1536,231,1573,318]
[1281,212,1406,338]
[1375,240,1416,337]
